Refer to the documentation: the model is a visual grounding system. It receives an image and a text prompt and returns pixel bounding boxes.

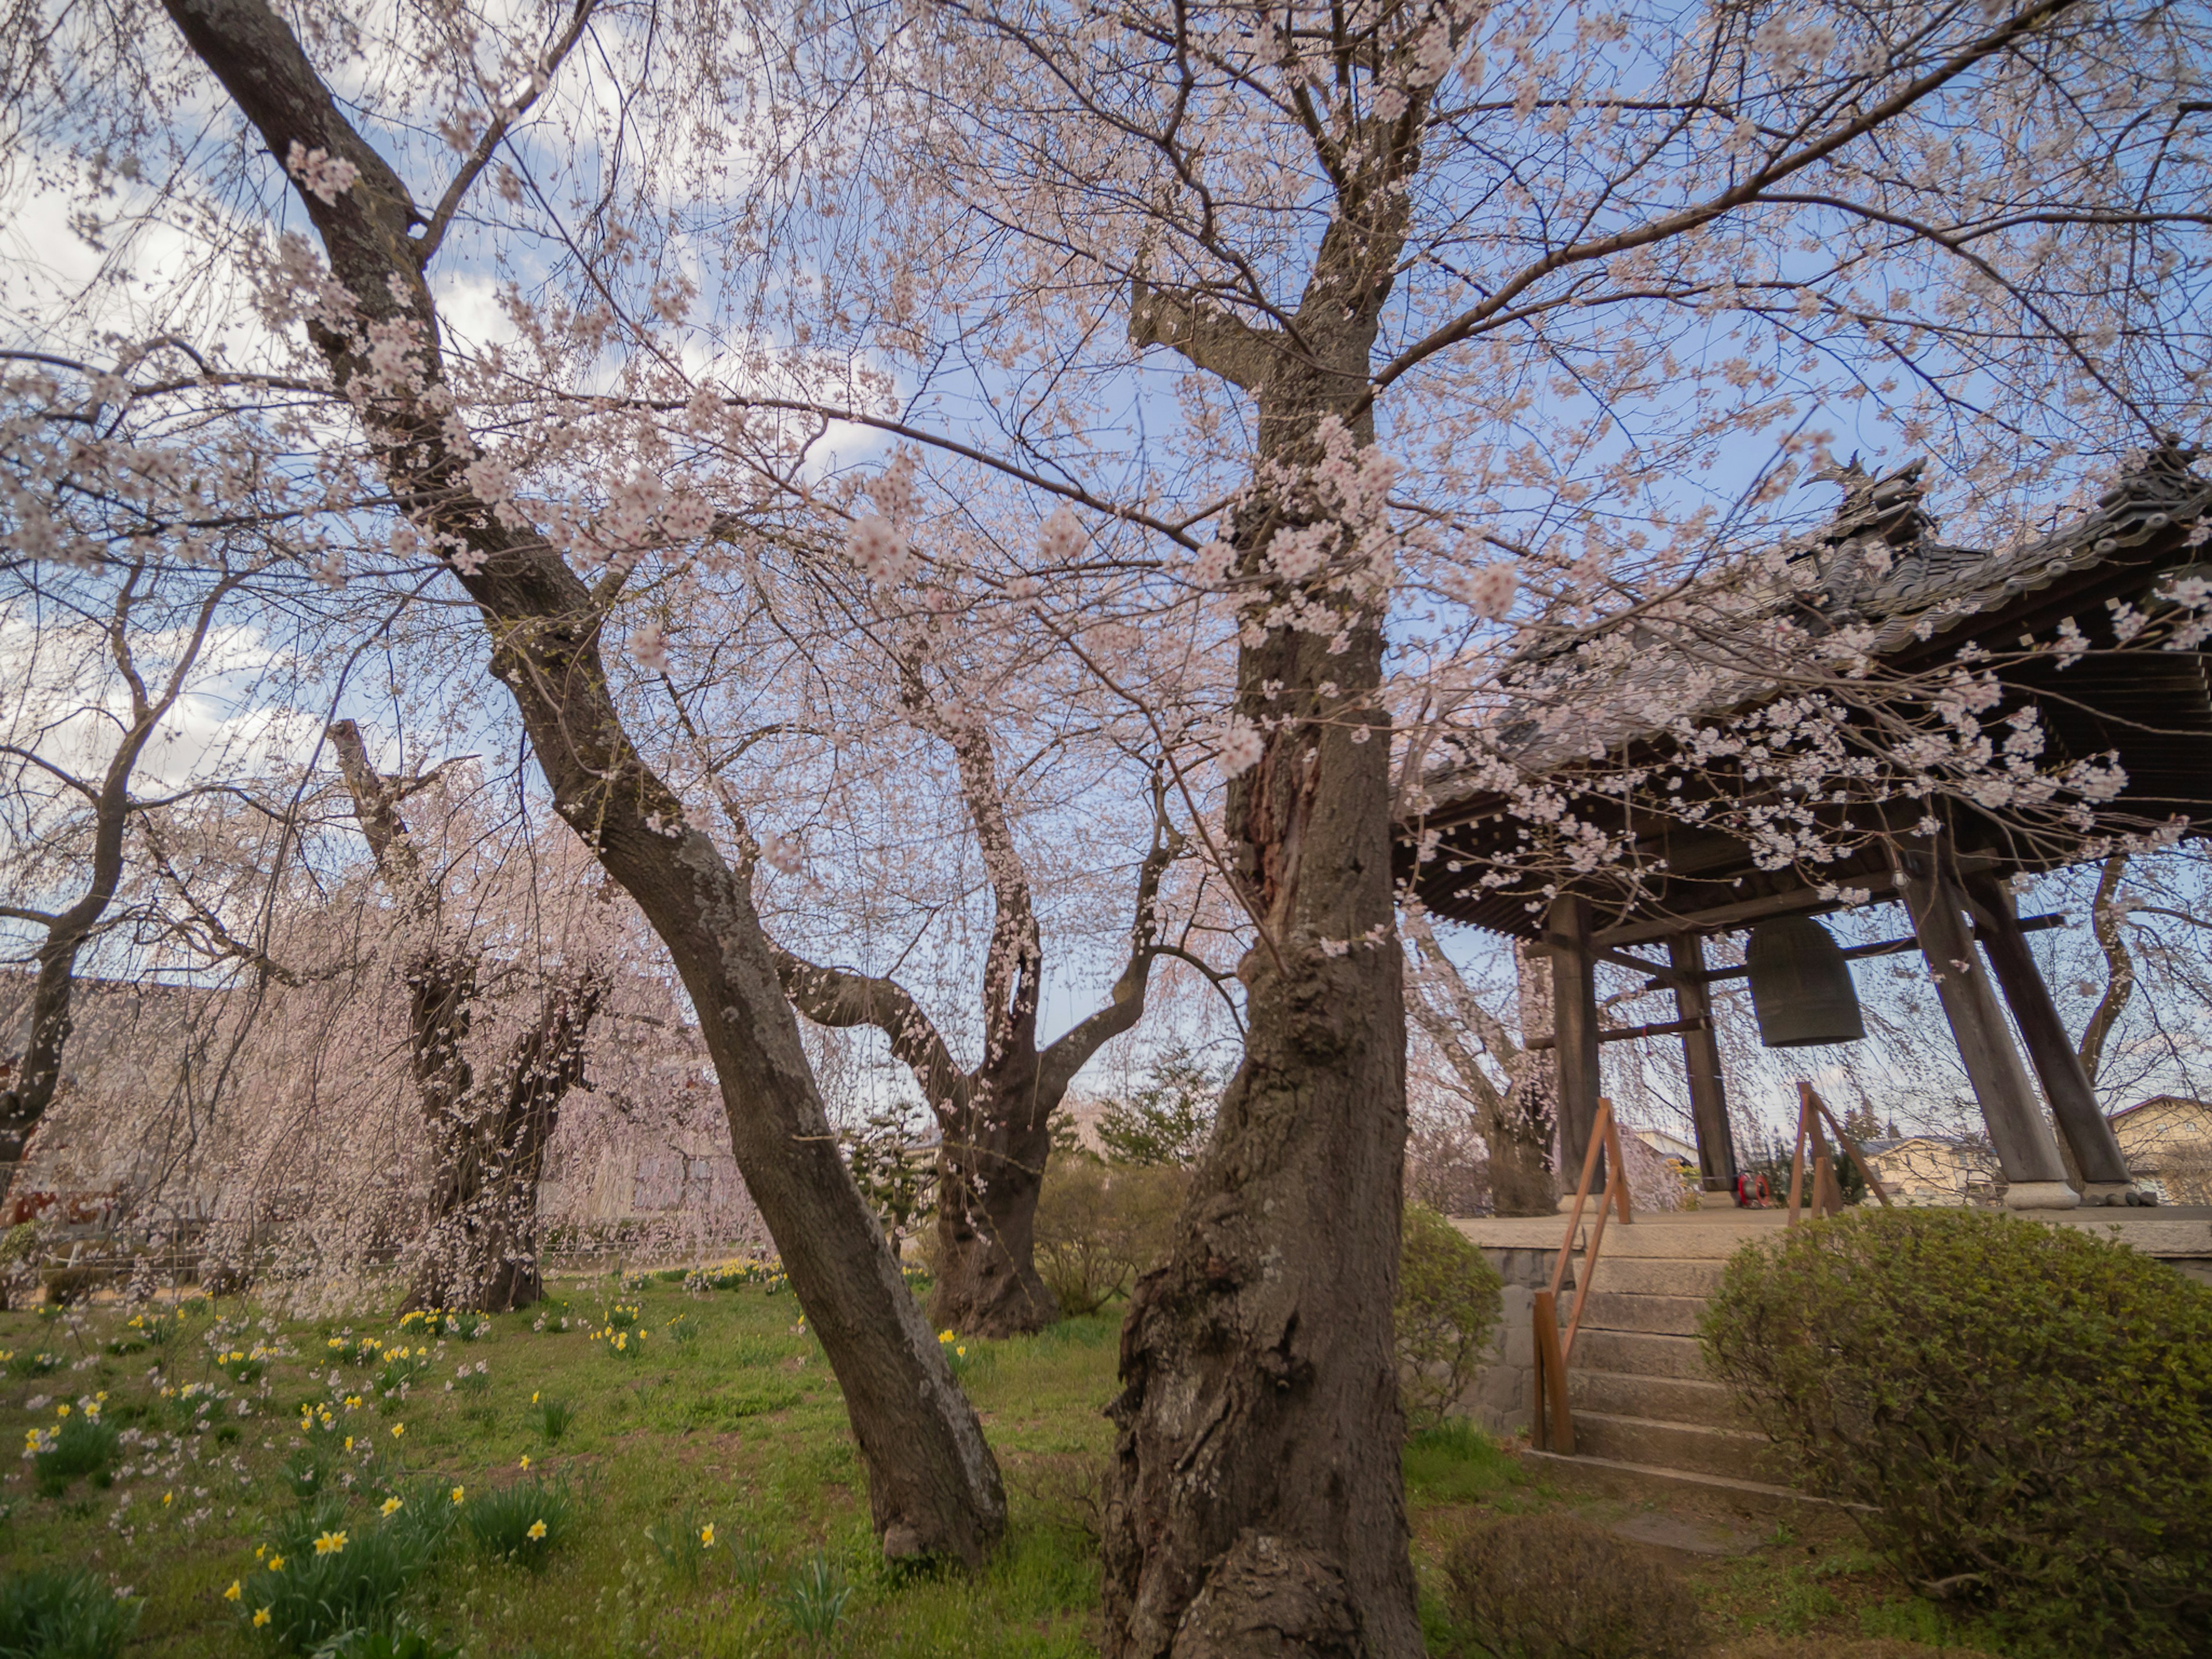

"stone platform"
[1449,1205,2212,1512]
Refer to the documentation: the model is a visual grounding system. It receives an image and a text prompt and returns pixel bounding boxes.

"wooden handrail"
[1532,1097,1633,1453]
[1787,1080,1892,1225]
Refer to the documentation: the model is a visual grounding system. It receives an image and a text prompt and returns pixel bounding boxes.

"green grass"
[1,1279,2012,1657]
[0,1278,1116,1656]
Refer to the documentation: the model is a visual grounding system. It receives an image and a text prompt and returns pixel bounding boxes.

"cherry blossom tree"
[9,0,2210,1619]
[836,0,2212,1643]
[99,0,1010,1562]
[323,719,605,1313]
[0,547,246,1208]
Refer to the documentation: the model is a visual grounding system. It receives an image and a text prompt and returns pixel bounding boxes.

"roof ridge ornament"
[1808,453,1936,552]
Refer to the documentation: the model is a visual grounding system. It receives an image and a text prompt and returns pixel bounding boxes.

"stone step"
[1570,1290,1710,1338]
[1520,1450,1847,1519]
[1574,1225,1780,1261]
[1578,1256,1728,1298]
[1569,1328,1713,1381]
[1567,1368,1748,1431]
[1568,1411,1779,1483]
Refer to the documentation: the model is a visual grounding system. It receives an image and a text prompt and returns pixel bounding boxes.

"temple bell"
[1744,916,1866,1047]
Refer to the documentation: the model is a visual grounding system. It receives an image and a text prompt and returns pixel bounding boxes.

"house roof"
[1397,444,2212,941]
[2109,1094,2210,1125]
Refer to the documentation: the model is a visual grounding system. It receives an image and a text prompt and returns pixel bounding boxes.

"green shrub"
[0,1568,141,1659]
[463,1472,580,1569]
[1395,1205,1503,1433]
[1032,1159,1186,1315]
[1442,1513,1703,1659]
[29,1414,119,1497]
[1701,1207,2212,1656]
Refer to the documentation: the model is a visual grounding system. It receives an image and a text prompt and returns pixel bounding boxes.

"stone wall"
[1460,1243,1561,1438]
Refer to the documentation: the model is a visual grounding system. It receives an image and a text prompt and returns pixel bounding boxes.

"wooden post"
[1961,872,2134,1197]
[1532,1289,1573,1455]
[1804,1081,1892,1207]
[1900,864,2078,1207]
[1785,1088,1812,1225]
[1546,894,1603,1206]
[1669,933,1737,1196]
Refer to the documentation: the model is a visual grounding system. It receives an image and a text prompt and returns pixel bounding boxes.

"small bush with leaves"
[1394,1205,1503,1433]
[1032,1158,1187,1315]
[1702,1207,2212,1657]
[1443,1513,1704,1659]
[0,1569,141,1659]
[463,1471,579,1569]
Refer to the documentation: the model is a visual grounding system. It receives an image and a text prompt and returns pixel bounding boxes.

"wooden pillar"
[1668,933,1737,1194]
[1961,872,2135,1197]
[1899,864,2078,1207]
[1545,894,1603,1206]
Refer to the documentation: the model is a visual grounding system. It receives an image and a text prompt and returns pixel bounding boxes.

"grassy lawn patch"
[5,1285,2019,1655]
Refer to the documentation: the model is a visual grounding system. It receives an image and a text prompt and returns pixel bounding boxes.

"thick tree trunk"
[930,1082,1059,1337]
[1104,218,1420,1649]
[1102,617,1414,1659]
[325,724,600,1316]
[406,971,603,1315]
[164,0,1003,1563]
[1496,942,1562,1215]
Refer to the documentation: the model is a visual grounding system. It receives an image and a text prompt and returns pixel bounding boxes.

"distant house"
[1634,1127,1698,1167]
[2109,1096,2212,1206]
[1860,1135,2002,1206]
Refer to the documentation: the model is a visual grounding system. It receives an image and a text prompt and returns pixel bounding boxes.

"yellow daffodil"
[224,1580,242,1601]
[390,1423,405,1438]
[253,1608,271,1628]
[526,1519,547,1540]
[267,1555,285,1573]
[254,1544,266,1560]
[450,1485,465,1505]
[938,1330,955,1342]
[55,1404,69,1418]
[531,1392,539,1404]
[518,1455,531,1470]
[344,1437,354,1452]
[162,1491,173,1507]
[313,1530,347,1556]
[700,1523,716,1547]
[381,1497,403,1516]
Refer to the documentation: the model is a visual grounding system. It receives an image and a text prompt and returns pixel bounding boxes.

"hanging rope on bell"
[1744,916,1866,1047]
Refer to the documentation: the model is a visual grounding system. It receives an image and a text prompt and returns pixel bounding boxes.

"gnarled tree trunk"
[770,737,1184,1340]
[406,965,605,1314]
[326,721,604,1315]
[930,1054,1059,1335]
[1103,207,1423,1656]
